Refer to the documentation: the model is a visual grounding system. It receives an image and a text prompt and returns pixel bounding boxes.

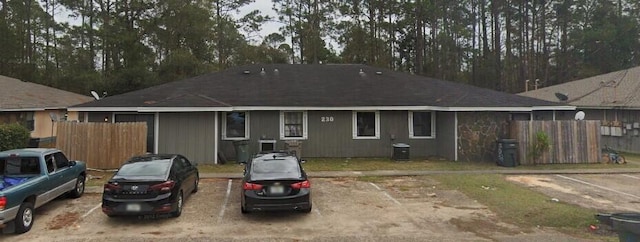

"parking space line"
[312,202,322,216]
[556,175,640,199]
[217,179,232,223]
[82,203,102,219]
[622,174,640,180]
[369,182,401,205]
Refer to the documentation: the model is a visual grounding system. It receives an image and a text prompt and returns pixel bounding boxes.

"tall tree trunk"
[491,0,502,91]
[415,1,424,74]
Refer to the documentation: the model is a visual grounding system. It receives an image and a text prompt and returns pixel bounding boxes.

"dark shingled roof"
[73,64,568,110]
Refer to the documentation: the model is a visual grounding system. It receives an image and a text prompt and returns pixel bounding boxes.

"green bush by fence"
[0,123,30,151]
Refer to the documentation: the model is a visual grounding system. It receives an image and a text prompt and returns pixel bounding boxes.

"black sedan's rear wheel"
[192,176,199,193]
[241,204,249,214]
[171,191,184,218]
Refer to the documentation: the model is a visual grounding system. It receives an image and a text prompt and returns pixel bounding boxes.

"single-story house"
[519,66,640,153]
[0,75,93,139]
[69,64,574,164]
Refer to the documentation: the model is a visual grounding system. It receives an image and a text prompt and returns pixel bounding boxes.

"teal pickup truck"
[0,148,86,234]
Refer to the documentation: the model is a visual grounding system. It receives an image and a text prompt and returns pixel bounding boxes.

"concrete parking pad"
[2,177,594,241]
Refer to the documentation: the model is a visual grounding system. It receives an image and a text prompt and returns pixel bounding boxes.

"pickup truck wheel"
[171,191,183,218]
[15,202,34,234]
[69,175,85,198]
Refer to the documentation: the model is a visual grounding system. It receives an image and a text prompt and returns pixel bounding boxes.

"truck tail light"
[291,180,310,189]
[0,196,6,210]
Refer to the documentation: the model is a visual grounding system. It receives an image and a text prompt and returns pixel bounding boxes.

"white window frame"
[280,111,308,140]
[222,111,250,140]
[352,111,380,139]
[409,111,436,139]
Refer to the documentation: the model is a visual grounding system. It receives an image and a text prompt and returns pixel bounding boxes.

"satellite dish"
[49,112,58,121]
[91,91,100,100]
[575,111,585,120]
[555,92,569,101]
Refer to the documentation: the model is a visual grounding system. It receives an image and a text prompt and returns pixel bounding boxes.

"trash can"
[496,139,518,167]
[233,140,250,163]
[285,140,302,159]
[392,143,410,161]
[611,213,640,242]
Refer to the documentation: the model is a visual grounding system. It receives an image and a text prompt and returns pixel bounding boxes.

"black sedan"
[240,152,311,213]
[102,154,199,218]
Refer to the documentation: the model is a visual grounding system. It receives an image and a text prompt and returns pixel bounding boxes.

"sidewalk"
[199,167,640,179]
[85,167,640,194]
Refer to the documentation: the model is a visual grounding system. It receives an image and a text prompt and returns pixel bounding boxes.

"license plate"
[270,185,284,194]
[126,203,141,212]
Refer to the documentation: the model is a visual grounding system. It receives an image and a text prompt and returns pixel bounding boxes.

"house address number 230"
[321,117,334,122]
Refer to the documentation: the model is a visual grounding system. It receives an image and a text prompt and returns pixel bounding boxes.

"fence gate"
[56,122,147,169]
[510,120,601,165]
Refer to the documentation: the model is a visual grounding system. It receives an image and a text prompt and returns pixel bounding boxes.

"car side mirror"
[69,160,77,166]
[300,159,306,164]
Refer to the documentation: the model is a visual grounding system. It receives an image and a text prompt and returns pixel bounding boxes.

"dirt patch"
[450,217,521,239]
[46,212,79,230]
[142,231,163,235]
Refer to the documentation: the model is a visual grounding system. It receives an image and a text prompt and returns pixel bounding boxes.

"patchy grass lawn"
[196,157,640,173]
[430,174,613,241]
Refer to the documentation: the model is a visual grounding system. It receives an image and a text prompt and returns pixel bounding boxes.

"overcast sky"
[50,1,282,45]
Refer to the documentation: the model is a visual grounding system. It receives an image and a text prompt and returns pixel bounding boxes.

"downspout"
[214,111,219,164]
[454,111,458,161]
[154,112,159,154]
[553,110,556,121]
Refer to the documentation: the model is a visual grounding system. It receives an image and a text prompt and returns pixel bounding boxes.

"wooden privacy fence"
[56,122,147,169]
[510,120,601,165]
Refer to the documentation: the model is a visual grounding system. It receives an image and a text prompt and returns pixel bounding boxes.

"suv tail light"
[291,180,310,189]
[150,181,175,192]
[0,196,6,210]
[103,183,121,192]
[243,182,263,191]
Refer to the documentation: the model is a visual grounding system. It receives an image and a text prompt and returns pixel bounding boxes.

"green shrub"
[0,123,31,151]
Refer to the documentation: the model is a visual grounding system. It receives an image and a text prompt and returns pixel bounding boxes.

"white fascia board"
[68,105,576,112]
[0,108,46,111]
[68,107,233,112]
[577,105,640,110]
[530,106,576,111]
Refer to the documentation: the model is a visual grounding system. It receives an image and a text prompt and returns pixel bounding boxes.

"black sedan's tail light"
[291,180,310,189]
[103,183,121,192]
[150,180,175,193]
[243,182,263,191]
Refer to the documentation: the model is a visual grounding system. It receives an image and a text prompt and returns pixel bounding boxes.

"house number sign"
[321,117,334,122]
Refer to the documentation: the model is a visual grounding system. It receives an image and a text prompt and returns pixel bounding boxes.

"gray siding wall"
[218,110,444,160]
[436,112,456,160]
[158,112,216,163]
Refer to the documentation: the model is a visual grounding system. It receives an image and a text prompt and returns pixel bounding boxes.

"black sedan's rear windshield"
[115,160,171,177]
[250,158,302,180]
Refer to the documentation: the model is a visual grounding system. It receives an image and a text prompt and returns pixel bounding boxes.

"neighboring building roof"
[519,66,640,110]
[0,75,93,111]
[71,64,573,112]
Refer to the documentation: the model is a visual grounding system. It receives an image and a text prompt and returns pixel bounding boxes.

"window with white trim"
[223,112,249,140]
[409,111,435,138]
[280,111,308,140]
[353,111,380,139]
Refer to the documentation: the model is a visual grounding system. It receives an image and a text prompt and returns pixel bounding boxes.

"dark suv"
[240,152,311,214]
